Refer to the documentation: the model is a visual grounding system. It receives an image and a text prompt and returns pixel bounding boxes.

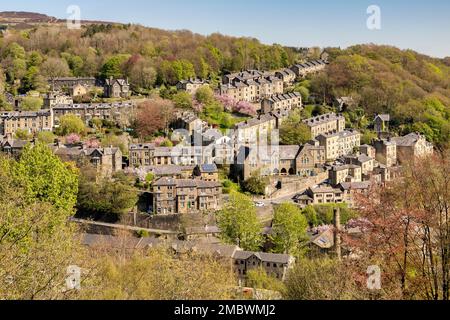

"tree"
[217,192,263,251]
[20,96,43,111]
[135,99,174,138]
[77,171,138,221]
[247,268,285,292]
[195,85,214,104]
[172,91,193,109]
[57,114,86,136]
[14,142,79,211]
[80,248,236,300]
[350,151,450,300]
[36,131,56,144]
[40,57,70,88]
[242,173,268,195]
[279,109,311,145]
[14,128,32,140]
[101,54,130,79]
[271,203,308,256]
[283,258,367,300]
[66,133,81,145]
[0,155,87,300]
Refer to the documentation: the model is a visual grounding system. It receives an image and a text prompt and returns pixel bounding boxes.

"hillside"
[308,45,450,148]
[0,11,115,27]
[0,13,448,148]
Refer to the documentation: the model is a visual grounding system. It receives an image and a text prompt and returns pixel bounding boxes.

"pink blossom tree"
[85,138,101,148]
[65,133,81,145]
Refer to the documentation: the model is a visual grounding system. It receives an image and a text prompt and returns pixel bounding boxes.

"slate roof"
[199,163,218,173]
[391,133,426,147]
[303,112,344,126]
[232,251,293,264]
[338,181,371,191]
[278,145,300,160]
[375,114,390,122]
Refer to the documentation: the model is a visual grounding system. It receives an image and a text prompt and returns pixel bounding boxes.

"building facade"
[104,78,130,98]
[303,113,346,139]
[152,177,222,215]
[0,110,53,136]
[261,92,302,114]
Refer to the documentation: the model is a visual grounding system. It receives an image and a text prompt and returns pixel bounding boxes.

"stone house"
[317,129,361,161]
[374,114,390,136]
[232,251,295,281]
[129,143,156,167]
[294,186,345,207]
[0,139,29,158]
[219,75,283,103]
[0,110,53,137]
[152,177,222,215]
[176,78,208,94]
[193,163,219,182]
[373,138,397,167]
[173,111,205,136]
[391,133,433,164]
[70,83,88,97]
[104,78,130,98]
[261,92,302,114]
[43,93,73,108]
[342,154,375,176]
[274,68,297,85]
[235,114,277,145]
[52,102,136,127]
[329,164,362,186]
[303,113,346,139]
[360,144,376,159]
[290,59,327,78]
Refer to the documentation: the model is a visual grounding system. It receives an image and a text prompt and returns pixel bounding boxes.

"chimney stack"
[333,207,342,261]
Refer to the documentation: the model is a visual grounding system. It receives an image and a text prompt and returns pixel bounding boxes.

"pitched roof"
[199,163,218,173]
[375,114,390,122]
[391,133,426,147]
[232,251,293,264]
[278,145,300,160]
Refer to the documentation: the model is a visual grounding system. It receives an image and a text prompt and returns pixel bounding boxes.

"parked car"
[254,202,265,208]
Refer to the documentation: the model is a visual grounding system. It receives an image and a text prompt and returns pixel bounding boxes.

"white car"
[254,202,265,208]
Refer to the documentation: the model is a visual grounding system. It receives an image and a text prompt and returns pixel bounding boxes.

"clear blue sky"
[2,0,449,58]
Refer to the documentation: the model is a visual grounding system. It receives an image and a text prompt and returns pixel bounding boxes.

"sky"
[1,0,449,58]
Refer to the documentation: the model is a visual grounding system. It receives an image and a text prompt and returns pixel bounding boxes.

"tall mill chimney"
[334,207,342,261]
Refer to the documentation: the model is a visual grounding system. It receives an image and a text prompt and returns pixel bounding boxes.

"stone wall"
[266,171,328,198]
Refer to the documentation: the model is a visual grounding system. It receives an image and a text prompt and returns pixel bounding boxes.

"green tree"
[77,173,138,221]
[4,42,26,59]
[20,96,43,111]
[101,54,130,79]
[242,173,268,195]
[195,85,214,104]
[172,91,193,109]
[279,109,311,145]
[0,155,87,300]
[37,131,56,144]
[14,128,32,140]
[217,192,263,251]
[247,268,285,292]
[271,203,308,255]
[14,142,79,211]
[57,114,86,136]
[302,205,319,227]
